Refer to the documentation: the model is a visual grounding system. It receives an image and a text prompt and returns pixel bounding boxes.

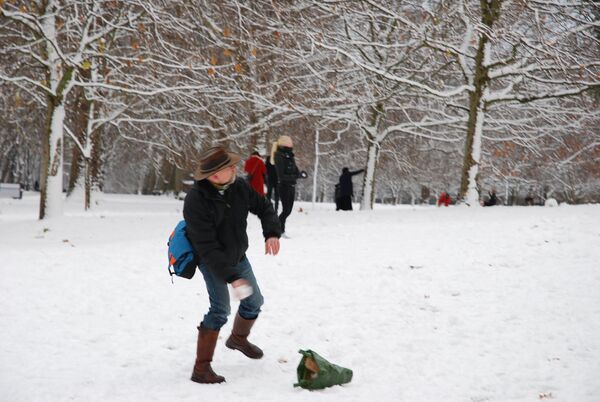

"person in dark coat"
[244,151,267,196]
[334,183,342,210]
[336,167,364,211]
[483,189,498,206]
[525,188,535,206]
[272,135,303,236]
[183,146,282,384]
[265,154,279,212]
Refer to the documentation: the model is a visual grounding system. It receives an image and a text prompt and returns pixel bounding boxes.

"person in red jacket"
[244,151,267,196]
[437,191,451,207]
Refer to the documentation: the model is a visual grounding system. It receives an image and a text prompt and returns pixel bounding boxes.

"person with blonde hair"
[271,136,304,236]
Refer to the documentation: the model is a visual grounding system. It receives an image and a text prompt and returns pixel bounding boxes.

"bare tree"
[1,0,155,218]
[421,0,599,205]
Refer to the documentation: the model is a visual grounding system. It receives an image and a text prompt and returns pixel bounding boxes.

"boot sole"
[225,340,264,359]
[191,375,226,384]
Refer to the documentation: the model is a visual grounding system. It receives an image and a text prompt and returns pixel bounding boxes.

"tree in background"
[2,0,598,213]
[1,0,155,218]
[422,0,599,205]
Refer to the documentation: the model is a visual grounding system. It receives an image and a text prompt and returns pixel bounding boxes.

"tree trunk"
[85,62,104,209]
[39,100,66,219]
[84,132,102,209]
[82,118,100,211]
[38,2,75,219]
[359,102,385,211]
[458,0,502,206]
[360,139,380,210]
[67,150,83,196]
[312,128,319,206]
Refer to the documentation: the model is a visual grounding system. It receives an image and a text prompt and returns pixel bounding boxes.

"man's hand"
[265,237,280,255]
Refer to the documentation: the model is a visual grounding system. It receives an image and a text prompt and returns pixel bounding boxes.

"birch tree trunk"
[39,3,75,219]
[83,98,96,210]
[458,0,501,206]
[360,138,380,210]
[40,100,66,219]
[312,128,319,206]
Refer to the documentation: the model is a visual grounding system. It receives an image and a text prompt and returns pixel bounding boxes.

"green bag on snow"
[293,349,353,390]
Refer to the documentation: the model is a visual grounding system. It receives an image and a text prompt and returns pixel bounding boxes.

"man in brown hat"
[183,146,282,384]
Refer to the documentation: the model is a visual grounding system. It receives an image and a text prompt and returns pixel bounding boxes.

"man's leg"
[226,257,265,359]
[198,262,231,330]
[191,262,231,383]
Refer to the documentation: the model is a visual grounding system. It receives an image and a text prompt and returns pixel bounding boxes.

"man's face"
[207,165,237,185]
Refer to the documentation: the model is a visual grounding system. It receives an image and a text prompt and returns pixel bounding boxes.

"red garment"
[437,192,451,207]
[244,155,267,196]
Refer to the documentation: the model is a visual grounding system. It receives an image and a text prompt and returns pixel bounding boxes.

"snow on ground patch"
[1,194,599,402]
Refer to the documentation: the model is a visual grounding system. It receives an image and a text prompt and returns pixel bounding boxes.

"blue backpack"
[167,220,198,280]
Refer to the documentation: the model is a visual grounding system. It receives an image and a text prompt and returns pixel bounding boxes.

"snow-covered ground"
[1,193,599,402]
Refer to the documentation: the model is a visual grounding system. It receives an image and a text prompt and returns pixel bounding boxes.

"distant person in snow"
[265,154,279,212]
[483,189,498,207]
[183,146,282,384]
[336,167,364,211]
[272,135,307,237]
[525,188,535,206]
[437,191,451,207]
[244,151,267,196]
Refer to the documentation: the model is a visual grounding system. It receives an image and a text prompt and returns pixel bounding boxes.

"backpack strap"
[168,264,175,284]
[167,244,176,283]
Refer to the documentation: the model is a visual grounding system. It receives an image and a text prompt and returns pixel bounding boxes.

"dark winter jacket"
[183,177,281,283]
[274,146,300,185]
[484,192,498,207]
[265,157,278,187]
[338,169,364,197]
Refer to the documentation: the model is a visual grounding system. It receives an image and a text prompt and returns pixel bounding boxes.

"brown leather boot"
[191,326,225,384]
[225,312,263,359]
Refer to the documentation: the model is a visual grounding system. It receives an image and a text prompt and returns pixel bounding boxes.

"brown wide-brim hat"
[194,146,242,180]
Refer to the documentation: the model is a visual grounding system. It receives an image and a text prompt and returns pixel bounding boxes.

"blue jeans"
[197,256,264,330]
